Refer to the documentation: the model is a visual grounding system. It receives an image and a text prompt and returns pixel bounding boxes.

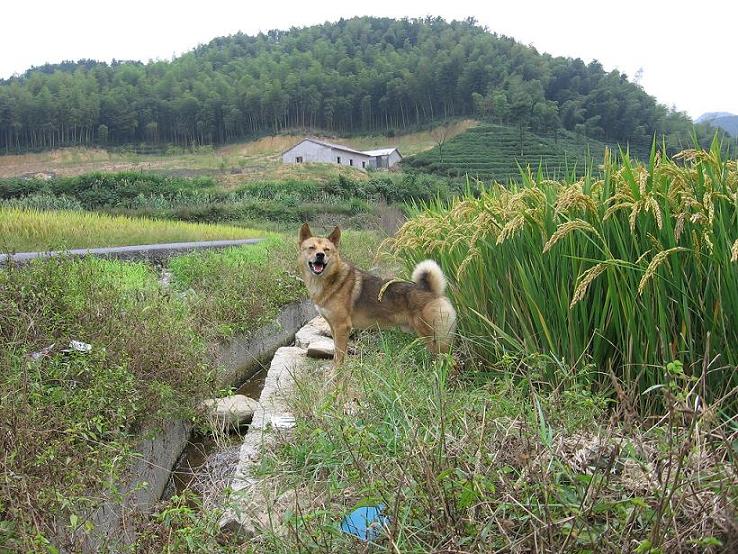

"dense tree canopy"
[0,17,706,152]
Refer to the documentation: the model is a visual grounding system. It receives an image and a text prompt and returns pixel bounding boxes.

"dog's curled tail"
[412,259,448,296]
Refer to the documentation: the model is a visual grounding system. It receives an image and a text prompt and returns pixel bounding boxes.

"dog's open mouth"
[309,260,327,275]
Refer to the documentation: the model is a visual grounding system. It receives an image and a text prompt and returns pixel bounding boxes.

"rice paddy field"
[0,207,266,252]
[393,141,738,413]
[3,138,738,551]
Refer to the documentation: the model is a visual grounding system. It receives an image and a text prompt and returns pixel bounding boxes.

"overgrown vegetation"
[0,171,216,205]
[0,206,265,251]
[0,170,454,233]
[0,257,209,552]
[0,231,382,550]
[394,141,738,413]
[246,332,738,552]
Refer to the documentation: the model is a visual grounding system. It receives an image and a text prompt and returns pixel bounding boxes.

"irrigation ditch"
[76,298,316,552]
[0,238,263,266]
[7,239,318,552]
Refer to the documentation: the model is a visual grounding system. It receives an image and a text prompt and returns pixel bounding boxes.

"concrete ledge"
[73,420,193,552]
[0,239,263,266]
[217,317,334,537]
[220,345,311,536]
[215,299,316,388]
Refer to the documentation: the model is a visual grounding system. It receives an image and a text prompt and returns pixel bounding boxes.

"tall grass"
[393,140,738,411]
[251,332,737,552]
[0,207,266,251]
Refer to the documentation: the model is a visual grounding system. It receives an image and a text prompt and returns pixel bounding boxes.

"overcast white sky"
[2,0,736,119]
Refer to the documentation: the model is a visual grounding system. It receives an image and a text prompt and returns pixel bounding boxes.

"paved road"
[0,238,264,266]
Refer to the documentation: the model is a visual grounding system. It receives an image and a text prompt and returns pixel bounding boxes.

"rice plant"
[392,139,738,412]
[0,207,266,251]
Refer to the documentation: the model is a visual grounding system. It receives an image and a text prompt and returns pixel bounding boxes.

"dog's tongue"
[313,262,324,273]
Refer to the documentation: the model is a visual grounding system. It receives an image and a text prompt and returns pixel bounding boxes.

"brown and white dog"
[298,223,456,365]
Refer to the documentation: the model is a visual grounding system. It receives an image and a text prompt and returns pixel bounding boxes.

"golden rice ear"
[299,223,312,244]
[327,226,341,247]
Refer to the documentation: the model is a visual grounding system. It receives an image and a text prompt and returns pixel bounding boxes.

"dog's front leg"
[332,321,351,366]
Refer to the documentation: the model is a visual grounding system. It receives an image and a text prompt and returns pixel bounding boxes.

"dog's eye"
[308,246,316,250]
[324,247,331,252]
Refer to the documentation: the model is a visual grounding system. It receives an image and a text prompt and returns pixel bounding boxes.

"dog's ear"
[327,226,341,247]
[298,223,312,244]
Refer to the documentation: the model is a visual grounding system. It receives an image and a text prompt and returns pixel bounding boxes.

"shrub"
[0,172,218,208]
[3,192,84,211]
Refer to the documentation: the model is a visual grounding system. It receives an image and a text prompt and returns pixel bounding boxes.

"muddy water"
[167,368,268,497]
[234,368,268,399]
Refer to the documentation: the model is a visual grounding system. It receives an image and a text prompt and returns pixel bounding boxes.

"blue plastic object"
[340,504,390,542]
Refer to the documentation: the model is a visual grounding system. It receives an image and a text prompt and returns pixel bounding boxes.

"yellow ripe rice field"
[0,207,266,252]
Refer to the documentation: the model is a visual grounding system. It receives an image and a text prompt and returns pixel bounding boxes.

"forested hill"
[0,17,703,152]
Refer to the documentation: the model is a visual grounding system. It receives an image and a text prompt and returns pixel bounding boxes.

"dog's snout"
[315,251,325,260]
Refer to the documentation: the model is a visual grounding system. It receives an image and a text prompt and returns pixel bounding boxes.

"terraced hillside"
[404,124,647,182]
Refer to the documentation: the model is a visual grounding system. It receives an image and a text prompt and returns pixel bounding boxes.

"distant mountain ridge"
[696,112,738,137]
[695,112,734,123]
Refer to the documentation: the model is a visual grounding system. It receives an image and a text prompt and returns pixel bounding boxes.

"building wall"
[368,150,401,169]
[387,150,402,167]
[282,141,334,164]
[332,148,371,169]
[282,140,370,169]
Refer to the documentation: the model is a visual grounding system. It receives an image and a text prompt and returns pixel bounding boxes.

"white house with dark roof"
[282,137,402,170]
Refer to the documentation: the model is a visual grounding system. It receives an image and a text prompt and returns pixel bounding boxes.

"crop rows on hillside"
[405,124,649,182]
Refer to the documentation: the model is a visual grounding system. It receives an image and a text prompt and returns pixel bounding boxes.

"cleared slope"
[0,122,475,184]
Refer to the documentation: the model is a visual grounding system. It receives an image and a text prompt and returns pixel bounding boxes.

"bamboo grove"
[0,17,713,152]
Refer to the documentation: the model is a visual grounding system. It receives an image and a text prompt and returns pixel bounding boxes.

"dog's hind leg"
[416,298,457,354]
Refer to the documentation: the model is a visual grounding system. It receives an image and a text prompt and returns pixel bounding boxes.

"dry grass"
[326,119,477,156]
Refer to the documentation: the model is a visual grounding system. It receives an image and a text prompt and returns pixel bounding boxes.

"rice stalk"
[392,141,738,413]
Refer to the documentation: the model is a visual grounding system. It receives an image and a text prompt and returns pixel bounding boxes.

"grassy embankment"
[0,229,381,551]
[242,330,737,552]
[201,144,738,553]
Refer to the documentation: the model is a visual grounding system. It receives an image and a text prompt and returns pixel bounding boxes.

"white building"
[363,147,402,169]
[281,137,372,169]
[282,137,402,170]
